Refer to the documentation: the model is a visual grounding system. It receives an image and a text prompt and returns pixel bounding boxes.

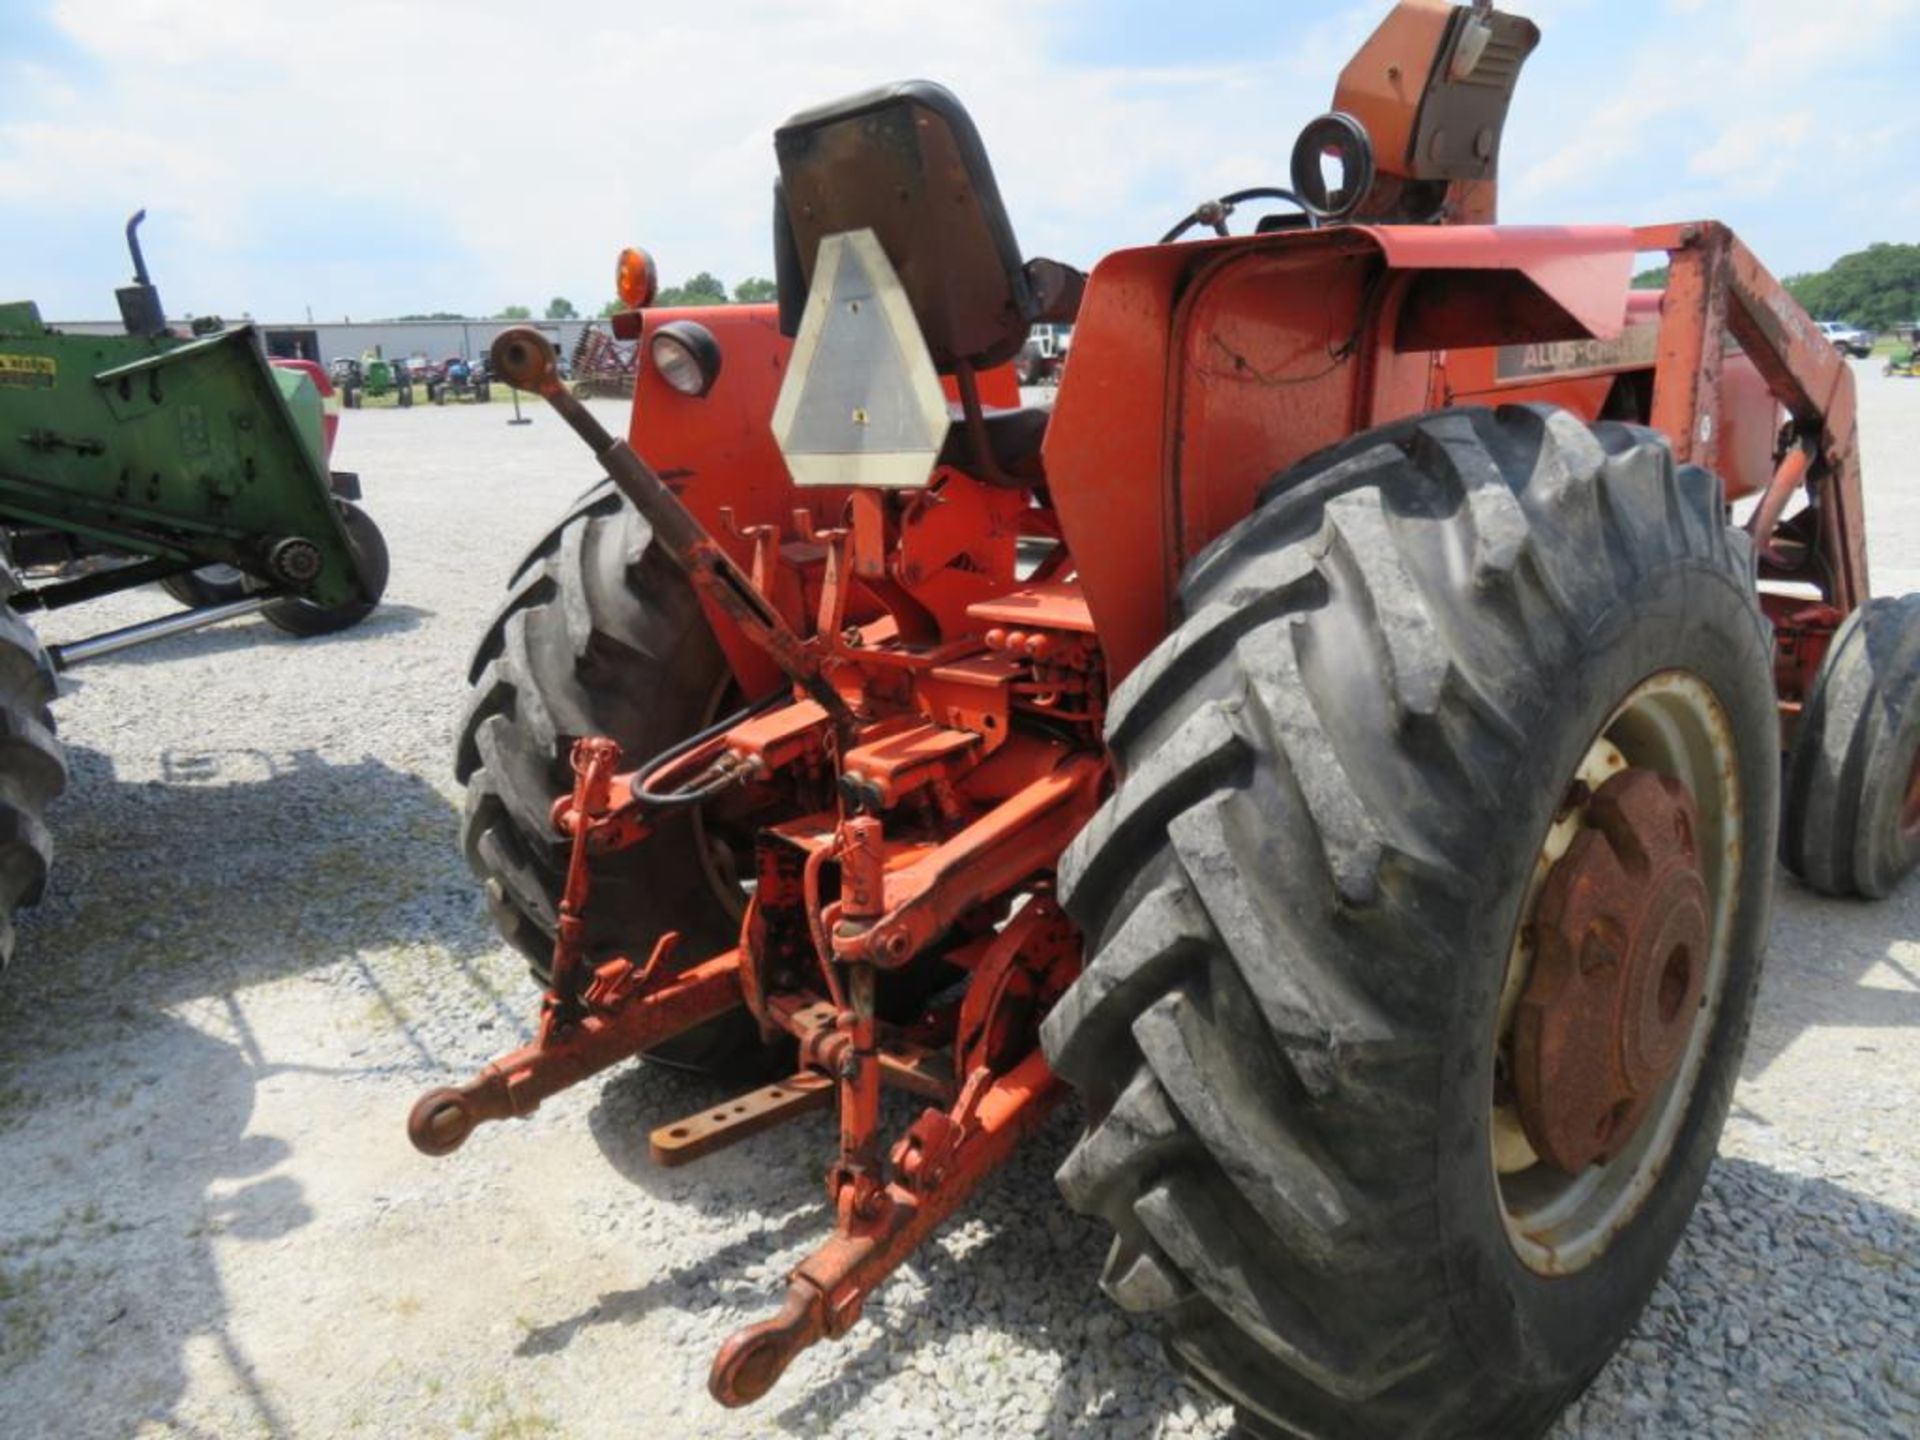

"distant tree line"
[425,247,1920,330]
[1631,242,1920,329]
[467,275,779,323]
[1785,244,1919,330]
[651,273,779,307]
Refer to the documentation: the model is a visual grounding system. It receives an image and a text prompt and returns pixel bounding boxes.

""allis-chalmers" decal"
[0,354,57,389]
[1497,324,1660,382]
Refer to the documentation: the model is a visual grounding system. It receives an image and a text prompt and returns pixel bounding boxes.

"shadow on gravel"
[569,1072,1210,1436]
[587,1058,887,1201]
[0,732,506,1439]
[0,1014,308,1440]
[1744,872,1920,1078]
[4,744,491,1052]
[57,600,431,669]
[512,1203,826,1361]
[759,1111,1205,1439]
[565,1057,1920,1439]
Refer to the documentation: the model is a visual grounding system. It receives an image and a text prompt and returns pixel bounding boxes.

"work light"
[650,321,722,397]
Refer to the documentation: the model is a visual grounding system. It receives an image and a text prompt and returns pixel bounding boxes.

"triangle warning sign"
[772,229,952,490]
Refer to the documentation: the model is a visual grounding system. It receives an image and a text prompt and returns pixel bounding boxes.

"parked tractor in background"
[1888,330,1919,377]
[343,352,412,408]
[416,4,1914,1435]
[0,212,389,964]
[432,356,492,404]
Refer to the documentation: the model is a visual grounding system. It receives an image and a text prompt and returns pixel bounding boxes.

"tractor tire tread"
[1044,404,1772,1439]
[455,478,757,1071]
[1781,591,1920,897]
[0,603,66,970]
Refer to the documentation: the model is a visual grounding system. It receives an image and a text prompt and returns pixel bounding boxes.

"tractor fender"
[1043,223,1639,685]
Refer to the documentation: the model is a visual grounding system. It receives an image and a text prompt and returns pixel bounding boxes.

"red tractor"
[415,3,1913,1434]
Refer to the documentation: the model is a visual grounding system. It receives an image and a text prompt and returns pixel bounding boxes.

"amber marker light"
[615,247,659,310]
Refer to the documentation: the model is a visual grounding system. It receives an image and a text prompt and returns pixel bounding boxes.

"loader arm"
[1641,221,1866,614]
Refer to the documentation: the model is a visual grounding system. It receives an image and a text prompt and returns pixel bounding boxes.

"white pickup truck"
[1818,320,1875,358]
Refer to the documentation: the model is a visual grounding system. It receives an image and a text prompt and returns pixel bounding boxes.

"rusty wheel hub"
[1512,769,1709,1174]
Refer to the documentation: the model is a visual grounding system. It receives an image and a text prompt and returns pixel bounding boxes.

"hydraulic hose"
[629,688,787,809]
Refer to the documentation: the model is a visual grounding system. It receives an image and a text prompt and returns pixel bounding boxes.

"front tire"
[1781,593,1920,897]
[1043,407,1778,1439]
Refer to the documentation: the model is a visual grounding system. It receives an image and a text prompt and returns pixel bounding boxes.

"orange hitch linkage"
[710,1048,1063,1405]
[406,735,745,1157]
[709,894,1079,1404]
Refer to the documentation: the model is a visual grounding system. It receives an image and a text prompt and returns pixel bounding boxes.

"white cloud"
[5,0,1911,317]
[1687,110,1812,190]
[5,0,1370,319]
[1504,0,1919,271]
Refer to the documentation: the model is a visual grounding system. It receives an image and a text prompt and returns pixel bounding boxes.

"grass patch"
[0,1258,61,1365]
[454,1379,559,1440]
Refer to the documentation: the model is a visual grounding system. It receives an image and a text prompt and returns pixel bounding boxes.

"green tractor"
[342,351,413,408]
[0,211,390,964]
[1887,334,1919,378]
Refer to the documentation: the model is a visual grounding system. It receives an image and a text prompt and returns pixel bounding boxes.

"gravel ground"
[0,366,1916,1440]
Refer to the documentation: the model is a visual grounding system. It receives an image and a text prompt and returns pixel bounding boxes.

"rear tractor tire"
[455,479,765,1073]
[0,602,67,969]
[1782,592,1920,897]
[1044,406,1779,1439]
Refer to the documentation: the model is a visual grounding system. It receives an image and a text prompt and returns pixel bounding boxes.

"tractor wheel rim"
[1899,746,1920,844]
[1491,671,1740,1277]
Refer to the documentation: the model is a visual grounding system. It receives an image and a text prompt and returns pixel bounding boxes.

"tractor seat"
[936,404,1048,486]
[773,81,1078,376]
[772,81,1071,490]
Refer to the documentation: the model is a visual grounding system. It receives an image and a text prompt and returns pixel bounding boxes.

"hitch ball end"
[491,327,560,394]
[407,1087,479,1156]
